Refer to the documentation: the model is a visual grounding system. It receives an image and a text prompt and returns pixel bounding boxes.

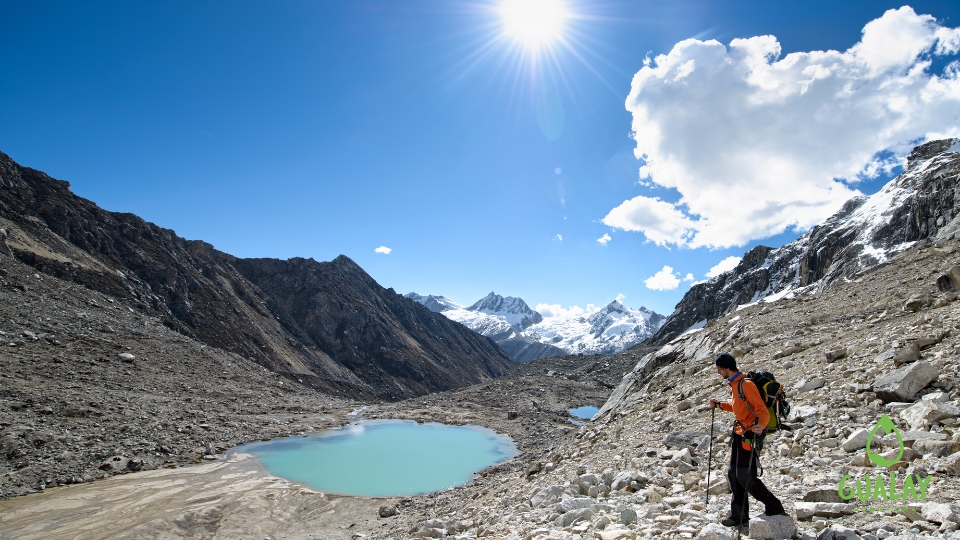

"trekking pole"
[706,406,715,506]
[734,437,758,540]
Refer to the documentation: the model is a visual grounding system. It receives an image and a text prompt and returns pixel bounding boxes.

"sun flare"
[498,0,569,49]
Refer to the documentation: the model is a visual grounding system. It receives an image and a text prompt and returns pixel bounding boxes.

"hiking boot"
[721,516,747,527]
[763,505,787,516]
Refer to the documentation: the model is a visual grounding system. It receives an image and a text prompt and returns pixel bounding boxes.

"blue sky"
[2,1,959,316]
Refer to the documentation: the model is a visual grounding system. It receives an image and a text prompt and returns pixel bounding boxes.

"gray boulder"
[937,452,960,476]
[555,507,594,527]
[921,502,960,524]
[696,523,734,540]
[0,228,11,258]
[530,485,579,508]
[825,348,847,362]
[938,266,960,292]
[794,502,856,520]
[831,525,863,540]
[664,431,710,450]
[610,471,637,491]
[904,293,933,312]
[748,514,796,540]
[892,342,920,366]
[842,428,870,452]
[872,361,938,402]
[803,486,844,503]
[912,439,959,457]
[555,497,593,514]
[899,400,960,430]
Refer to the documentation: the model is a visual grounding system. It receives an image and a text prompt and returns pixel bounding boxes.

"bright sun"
[498,0,569,49]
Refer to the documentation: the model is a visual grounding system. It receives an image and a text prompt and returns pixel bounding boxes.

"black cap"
[715,353,737,370]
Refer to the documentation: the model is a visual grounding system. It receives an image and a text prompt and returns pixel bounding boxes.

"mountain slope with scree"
[650,139,960,346]
[0,150,515,403]
[373,233,960,540]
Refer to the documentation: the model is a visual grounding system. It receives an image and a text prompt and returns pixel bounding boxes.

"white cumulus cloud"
[644,265,681,291]
[706,256,742,278]
[374,246,392,254]
[683,273,694,282]
[603,6,960,249]
[597,233,612,245]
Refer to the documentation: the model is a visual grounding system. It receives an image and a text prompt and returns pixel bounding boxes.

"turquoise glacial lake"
[235,420,519,496]
[569,406,599,420]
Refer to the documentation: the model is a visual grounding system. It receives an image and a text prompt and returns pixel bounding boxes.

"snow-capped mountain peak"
[407,291,667,360]
[649,138,960,344]
[570,299,665,343]
[467,292,542,330]
[403,292,463,313]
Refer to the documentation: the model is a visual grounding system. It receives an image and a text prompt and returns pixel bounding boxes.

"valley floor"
[4,240,960,540]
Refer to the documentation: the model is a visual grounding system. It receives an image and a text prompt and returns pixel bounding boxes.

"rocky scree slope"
[0,251,355,499]
[381,240,960,540]
[0,150,514,400]
[650,139,960,346]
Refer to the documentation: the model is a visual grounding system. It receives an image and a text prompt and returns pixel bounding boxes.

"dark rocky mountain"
[648,138,960,345]
[496,336,568,363]
[0,150,515,400]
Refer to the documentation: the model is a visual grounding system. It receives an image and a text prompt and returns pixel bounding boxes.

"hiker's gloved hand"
[709,399,720,409]
[750,424,764,434]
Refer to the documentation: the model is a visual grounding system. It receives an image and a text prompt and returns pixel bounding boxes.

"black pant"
[727,432,783,520]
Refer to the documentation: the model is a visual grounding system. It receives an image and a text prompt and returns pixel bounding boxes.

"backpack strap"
[736,378,760,429]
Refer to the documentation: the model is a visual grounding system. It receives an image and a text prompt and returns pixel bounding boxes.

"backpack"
[737,370,791,432]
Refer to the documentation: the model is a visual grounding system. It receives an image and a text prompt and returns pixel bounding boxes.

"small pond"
[233,420,519,496]
[568,406,600,420]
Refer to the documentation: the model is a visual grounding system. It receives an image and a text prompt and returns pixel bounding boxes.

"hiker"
[709,353,786,527]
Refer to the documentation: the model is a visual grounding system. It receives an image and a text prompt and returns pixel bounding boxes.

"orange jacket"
[719,372,769,436]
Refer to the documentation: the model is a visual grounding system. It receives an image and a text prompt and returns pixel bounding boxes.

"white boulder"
[900,400,960,431]
[841,428,870,452]
[922,502,960,524]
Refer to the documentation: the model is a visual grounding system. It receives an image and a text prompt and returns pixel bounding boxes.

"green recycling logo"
[865,414,904,467]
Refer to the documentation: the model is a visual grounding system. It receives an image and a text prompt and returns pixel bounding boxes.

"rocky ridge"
[0,150,515,401]
[650,139,960,346]
[374,239,960,540]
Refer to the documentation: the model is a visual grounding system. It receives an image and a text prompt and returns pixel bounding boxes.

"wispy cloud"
[597,233,612,245]
[554,234,563,241]
[605,7,960,249]
[374,246,392,254]
[644,265,681,291]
